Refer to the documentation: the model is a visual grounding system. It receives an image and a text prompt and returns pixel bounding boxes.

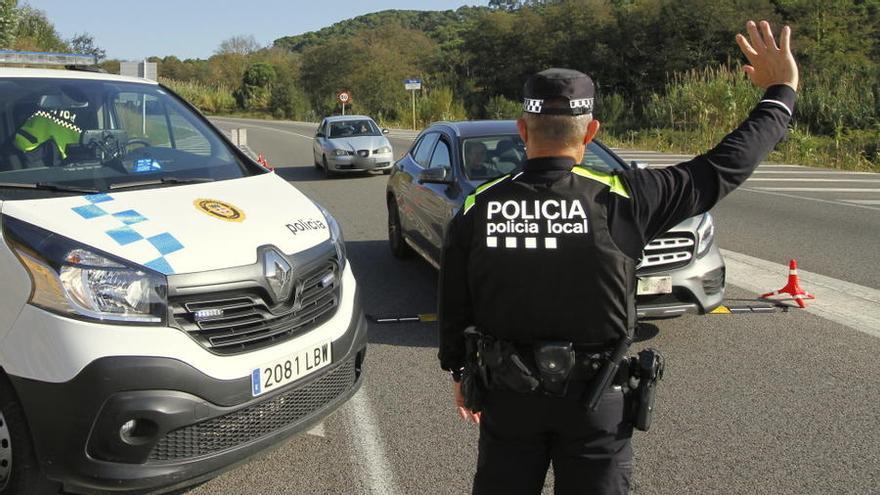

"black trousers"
[472,383,633,495]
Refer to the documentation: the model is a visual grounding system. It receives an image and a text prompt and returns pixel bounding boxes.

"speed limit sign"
[337,91,351,104]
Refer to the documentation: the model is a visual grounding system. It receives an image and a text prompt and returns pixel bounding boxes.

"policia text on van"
[0,56,366,494]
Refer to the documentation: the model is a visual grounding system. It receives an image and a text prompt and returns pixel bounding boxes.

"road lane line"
[722,249,880,339]
[753,187,880,192]
[752,171,876,176]
[346,387,403,495]
[739,187,880,212]
[842,200,880,205]
[211,118,315,140]
[306,422,326,438]
[748,179,880,183]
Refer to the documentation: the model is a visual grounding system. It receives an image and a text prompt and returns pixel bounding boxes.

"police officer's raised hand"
[736,20,799,91]
[453,382,481,424]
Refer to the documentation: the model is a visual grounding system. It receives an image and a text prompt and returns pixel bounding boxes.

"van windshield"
[0,78,251,197]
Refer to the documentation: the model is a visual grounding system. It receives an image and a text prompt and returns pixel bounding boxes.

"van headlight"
[3,216,167,324]
[696,213,715,258]
[315,203,347,271]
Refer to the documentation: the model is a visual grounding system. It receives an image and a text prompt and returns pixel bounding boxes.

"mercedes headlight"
[3,216,167,323]
[315,203,347,271]
[376,146,392,154]
[333,149,352,157]
[696,213,715,258]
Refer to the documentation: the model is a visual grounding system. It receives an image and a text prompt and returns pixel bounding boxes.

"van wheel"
[388,200,412,259]
[0,378,61,495]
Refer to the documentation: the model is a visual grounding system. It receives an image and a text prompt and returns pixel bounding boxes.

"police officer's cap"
[523,68,595,116]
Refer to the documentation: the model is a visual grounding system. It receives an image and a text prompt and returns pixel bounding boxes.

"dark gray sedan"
[385,120,726,317]
[313,115,394,177]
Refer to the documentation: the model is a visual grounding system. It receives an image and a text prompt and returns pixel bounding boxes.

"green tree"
[216,35,260,55]
[236,63,277,111]
[12,5,68,52]
[69,32,106,62]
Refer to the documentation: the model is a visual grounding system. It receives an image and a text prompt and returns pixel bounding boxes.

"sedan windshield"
[460,134,625,181]
[328,119,381,138]
[0,78,251,198]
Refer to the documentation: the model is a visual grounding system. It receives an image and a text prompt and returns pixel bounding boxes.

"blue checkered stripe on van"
[71,193,183,275]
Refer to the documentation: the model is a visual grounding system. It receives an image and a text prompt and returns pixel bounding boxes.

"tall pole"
[411,89,416,131]
[342,102,346,116]
[141,59,147,136]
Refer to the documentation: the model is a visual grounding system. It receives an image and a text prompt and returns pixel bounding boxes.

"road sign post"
[404,79,422,130]
[336,90,352,116]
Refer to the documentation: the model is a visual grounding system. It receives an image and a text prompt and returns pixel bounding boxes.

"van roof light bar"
[0,50,98,66]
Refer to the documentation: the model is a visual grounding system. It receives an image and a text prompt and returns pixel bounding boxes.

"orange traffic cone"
[760,259,815,308]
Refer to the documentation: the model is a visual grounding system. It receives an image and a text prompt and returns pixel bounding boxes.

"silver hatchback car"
[313,115,394,177]
[386,120,726,318]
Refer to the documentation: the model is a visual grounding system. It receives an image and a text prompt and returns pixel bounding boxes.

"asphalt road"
[184,116,880,495]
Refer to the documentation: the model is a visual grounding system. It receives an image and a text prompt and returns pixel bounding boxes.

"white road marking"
[753,187,880,193]
[748,178,880,183]
[722,249,880,339]
[842,199,880,205]
[345,387,403,495]
[752,170,876,176]
[212,118,315,140]
[754,164,810,168]
[306,422,326,438]
[739,187,880,212]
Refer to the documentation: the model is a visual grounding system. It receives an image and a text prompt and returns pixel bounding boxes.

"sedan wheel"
[322,155,335,178]
[388,200,413,258]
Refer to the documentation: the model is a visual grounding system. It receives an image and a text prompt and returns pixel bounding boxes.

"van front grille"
[148,358,357,461]
[170,258,340,355]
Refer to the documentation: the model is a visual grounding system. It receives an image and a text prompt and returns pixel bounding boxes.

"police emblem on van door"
[263,249,294,303]
[194,198,246,222]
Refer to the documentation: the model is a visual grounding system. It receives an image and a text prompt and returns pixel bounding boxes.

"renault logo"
[263,249,293,304]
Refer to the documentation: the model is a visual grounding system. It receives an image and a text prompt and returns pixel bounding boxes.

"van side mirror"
[316,131,325,138]
[419,167,453,184]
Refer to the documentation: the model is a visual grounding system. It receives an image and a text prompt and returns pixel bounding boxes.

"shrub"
[160,78,236,114]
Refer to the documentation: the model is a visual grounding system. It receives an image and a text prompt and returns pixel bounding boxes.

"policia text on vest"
[485,199,588,248]
[438,20,799,495]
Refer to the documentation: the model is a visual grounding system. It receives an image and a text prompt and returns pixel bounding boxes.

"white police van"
[0,52,367,494]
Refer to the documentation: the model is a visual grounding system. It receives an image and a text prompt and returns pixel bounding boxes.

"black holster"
[533,342,575,397]
[478,335,541,394]
[630,348,664,431]
[461,327,489,412]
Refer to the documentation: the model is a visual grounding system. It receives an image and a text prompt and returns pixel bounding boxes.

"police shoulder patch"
[463,174,510,215]
[572,166,630,199]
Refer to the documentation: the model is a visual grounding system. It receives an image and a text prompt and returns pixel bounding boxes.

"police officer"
[438,20,798,495]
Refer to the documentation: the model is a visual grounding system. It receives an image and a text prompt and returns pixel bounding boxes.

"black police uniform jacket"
[439,85,797,372]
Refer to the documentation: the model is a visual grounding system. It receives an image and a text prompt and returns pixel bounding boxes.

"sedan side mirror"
[316,132,325,138]
[631,160,649,170]
[419,167,453,184]
[382,128,390,135]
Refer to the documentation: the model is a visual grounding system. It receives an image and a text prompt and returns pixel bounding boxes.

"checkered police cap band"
[522,68,596,116]
[522,97,594,116]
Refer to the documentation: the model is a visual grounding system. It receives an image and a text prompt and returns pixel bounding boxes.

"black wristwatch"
[450,367,464,383]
